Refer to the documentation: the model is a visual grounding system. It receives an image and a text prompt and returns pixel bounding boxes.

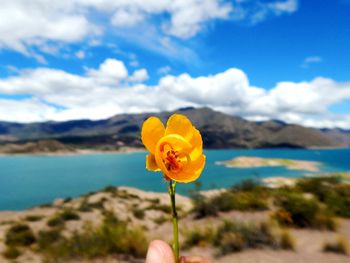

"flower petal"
[141,116,165,154]
[169,155,206,183]
[157,134,192,153]
[189,127,203,161]
[146,154,160,171]
[165,114,194,142]
[184,154,206,173]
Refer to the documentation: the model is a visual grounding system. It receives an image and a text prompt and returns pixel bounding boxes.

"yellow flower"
[141,114,206,183]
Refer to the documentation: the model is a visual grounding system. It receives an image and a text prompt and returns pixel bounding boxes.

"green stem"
[168,180,179,262]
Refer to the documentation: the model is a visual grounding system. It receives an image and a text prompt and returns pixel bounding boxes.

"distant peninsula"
[217,156,321,172]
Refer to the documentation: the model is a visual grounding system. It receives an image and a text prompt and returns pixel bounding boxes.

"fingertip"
[146,240,175,263]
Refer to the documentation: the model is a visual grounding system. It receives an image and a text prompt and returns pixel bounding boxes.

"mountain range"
[0,107,349,153]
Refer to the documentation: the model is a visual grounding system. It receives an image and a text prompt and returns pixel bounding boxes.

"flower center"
[159,142,190,173]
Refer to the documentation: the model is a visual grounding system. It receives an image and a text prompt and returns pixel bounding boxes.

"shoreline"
[1,146,350,157]
[0,147,146,157]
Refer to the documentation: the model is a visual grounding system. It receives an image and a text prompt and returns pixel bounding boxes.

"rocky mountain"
[0,107,348,151]
[320,128,350,147]
[0,140,76,154]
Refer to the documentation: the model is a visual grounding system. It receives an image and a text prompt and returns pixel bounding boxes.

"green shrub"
[0,220,15,225]
[274,192,336,230]
[103,185,118,194]
[214,221,279,255]
[192,189,268,219]
[79,198,105,212]
[63,197,72,203]
[232,179,262,192]
[273,209,293,226]
[90,200,106,210]
[280,230,296,250]
[183,227,215,249]
[38,229,63,250]
[191,180,269,219]
[47,216,65,228]
[323,236,349,255]
[115,189,140,200]
[314,213,338,231]
[324,184,350,218]
[78,200,93,212]
[60,209,80,221]
[132,208,145,219]
[271,186,300,204]
[25,215,44,222]
[212,192,268,211]
[297,177,350,218]
[47,209,80,227]
[185,220,297,255]
[146,198,160,204]
[220,232,245,253]
[153,215,168,225]
[147,204,171,214]
[83,191,97,197]
[210,192,235,212]
[5,224,36,246]
[42,212,148,262]
[2,246,21,259]
[191,195,218,219]
[102,210,120,225]
[296,177,339,201]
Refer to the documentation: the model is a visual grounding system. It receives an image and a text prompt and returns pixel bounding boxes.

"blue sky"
[0,0,349,128]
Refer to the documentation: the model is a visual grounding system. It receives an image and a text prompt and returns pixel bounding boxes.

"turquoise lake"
[0,148,349,211]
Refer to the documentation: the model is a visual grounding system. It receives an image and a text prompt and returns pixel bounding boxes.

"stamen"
[159,142,191,174]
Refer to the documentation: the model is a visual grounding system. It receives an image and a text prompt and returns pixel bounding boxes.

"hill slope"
[0,107,347,150]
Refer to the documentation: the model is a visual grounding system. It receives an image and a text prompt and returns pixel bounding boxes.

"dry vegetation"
[0,177,349,262]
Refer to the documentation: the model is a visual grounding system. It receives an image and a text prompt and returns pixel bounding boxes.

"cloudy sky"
[0,0,349,129]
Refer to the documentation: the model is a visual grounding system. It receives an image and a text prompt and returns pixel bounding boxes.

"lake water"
[0,148,349,211]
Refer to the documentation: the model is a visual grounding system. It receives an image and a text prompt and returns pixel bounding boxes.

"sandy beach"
[217,156,321,172]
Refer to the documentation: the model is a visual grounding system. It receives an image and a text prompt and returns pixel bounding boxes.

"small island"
[217,156,321,172]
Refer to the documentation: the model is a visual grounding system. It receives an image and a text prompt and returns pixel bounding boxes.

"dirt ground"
[0,187,349,263]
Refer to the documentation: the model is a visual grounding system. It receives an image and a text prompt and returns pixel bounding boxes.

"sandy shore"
[0,147,146,157]
[262,177,296,188]
[217,156,321,172]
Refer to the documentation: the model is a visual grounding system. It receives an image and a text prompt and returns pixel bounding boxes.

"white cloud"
[0,0,231,58]
[163,0,232,38]
[0,0,99,58]
[0,98,58,123]
[268,0,298,14]
[86,58,128,85]
[304,56,322,63]
[301,56,323,68]
[111,9,145,27]
[129,69,149,82]
[0,58,350,129]
[232,0,299,25]
[75,50,85,59]
[158,66,172,75]
[129,60,140,67]
[0,0,299,59]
